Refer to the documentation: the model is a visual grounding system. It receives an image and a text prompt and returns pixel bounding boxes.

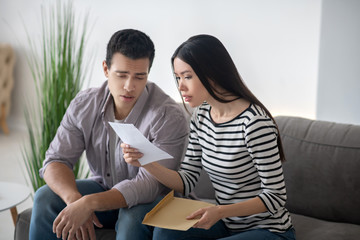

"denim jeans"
[153,221,296,240]
[115,196,162,240]
[29,179,159,240]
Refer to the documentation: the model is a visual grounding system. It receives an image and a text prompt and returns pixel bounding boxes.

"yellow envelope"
[142,190,215,231]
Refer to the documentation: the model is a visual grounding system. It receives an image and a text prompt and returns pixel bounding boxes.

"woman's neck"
[209,98,250,124]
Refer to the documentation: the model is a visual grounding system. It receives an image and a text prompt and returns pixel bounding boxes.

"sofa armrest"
[14,208,31,240]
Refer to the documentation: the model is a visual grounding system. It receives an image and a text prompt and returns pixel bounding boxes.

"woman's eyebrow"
[174,70,191,75]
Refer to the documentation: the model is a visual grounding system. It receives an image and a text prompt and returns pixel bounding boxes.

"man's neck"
[114,105,132,120]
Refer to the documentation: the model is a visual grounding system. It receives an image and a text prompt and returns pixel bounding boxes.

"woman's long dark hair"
[171,34,285,162]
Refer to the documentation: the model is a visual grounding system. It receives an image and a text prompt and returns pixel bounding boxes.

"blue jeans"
[29,179,160,240]
[153,221,296,240]
[116,196,162,240]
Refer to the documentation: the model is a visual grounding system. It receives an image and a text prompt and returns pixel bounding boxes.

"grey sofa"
[15,116,360,239]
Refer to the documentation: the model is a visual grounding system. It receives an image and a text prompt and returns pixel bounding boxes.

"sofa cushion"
[275,116,360,225]
[291,213,360,240]
[191,168,216,200]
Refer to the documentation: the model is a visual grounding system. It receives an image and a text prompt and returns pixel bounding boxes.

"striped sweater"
[178,103,292,232]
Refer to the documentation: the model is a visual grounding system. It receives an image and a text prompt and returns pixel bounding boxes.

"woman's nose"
[178,78,185,91]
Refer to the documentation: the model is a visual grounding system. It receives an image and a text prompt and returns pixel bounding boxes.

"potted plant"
[22,0,92,193]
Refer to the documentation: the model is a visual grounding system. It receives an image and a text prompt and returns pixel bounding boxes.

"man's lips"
[121,95,134,98]
[120,95,135,101]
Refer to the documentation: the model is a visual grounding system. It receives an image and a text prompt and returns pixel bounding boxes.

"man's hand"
[53,197,103,240]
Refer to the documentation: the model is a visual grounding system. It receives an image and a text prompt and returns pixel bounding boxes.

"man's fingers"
[76,229,82,240]
[92,214,103,228]
[62,223,74,240]
[80,226,88,240]
[89,225,97,240]
[54,219,65,238]
[67,229,76,240]
[53,215,61,234]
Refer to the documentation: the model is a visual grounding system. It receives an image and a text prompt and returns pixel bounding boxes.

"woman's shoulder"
[242,104,274,127]
[192,102,210,119]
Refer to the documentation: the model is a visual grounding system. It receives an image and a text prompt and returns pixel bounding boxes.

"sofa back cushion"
[275,116,360,224]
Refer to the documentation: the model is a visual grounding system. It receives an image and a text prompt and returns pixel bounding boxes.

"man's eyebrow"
[115,70,129,74]
[114,70,147,75]
[135,72,148,76]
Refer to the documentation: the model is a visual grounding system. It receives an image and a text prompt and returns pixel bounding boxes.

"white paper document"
[109,122,173,165]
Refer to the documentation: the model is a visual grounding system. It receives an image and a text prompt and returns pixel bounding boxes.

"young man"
[29,29,188,240]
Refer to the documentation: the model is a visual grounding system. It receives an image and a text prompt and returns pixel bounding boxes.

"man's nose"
[124,78,135,92]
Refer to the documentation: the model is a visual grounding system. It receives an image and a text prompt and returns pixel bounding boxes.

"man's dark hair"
[106,29,155,71]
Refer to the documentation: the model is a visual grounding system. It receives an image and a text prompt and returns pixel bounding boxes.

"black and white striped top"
[178,103,292,233]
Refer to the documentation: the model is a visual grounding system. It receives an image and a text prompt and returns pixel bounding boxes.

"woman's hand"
[121,143,144,167]
[187,205,223,230]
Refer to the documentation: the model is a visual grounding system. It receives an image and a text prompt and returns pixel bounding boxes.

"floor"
[0,127,33,240]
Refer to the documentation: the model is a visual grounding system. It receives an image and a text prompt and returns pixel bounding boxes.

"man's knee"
[32,184,65,215]
[34,185,61,204]
[115,206,153,240]
[117,205,147,225]
[34,185,54,205]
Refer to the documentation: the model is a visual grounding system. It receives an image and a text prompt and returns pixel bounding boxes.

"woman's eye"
[184,76,192,80]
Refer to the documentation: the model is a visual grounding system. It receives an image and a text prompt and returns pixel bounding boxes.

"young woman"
[122,34,295,240]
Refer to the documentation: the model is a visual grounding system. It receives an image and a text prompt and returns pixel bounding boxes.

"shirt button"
[107,173,110,177]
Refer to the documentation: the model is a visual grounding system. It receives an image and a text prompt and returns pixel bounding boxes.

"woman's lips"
[182,95,192,102]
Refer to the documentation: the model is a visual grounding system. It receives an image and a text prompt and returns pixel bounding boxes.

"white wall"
[317,0,360,125]
[0,0,322,129]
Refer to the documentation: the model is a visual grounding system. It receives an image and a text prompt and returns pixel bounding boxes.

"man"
[29,29,188,240]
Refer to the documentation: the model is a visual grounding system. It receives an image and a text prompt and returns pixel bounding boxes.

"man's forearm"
[44,162,128,211]
[83,188,128,212]
[43,162,82,204]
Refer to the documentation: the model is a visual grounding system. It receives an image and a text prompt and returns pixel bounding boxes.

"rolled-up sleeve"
[39,98,85,178]
[113,168,161,208]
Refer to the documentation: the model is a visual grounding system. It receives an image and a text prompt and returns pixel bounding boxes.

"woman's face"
[173,57,209,108]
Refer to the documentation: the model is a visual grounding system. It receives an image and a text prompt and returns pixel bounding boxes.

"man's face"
[103,53,149,117]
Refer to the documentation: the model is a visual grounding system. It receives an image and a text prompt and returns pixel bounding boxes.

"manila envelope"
[142,190,215,231]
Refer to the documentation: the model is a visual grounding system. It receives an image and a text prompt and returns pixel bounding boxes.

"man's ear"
[103,60,109,78]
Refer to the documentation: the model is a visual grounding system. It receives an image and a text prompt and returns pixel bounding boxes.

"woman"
[122,34,295,240]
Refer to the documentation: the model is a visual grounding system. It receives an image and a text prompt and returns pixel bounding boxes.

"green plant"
[22,1,91,193]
